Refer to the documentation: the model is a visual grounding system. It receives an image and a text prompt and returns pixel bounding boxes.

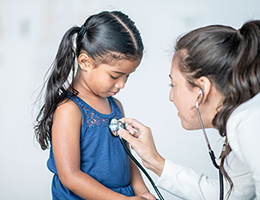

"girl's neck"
[73,71,103,99]
[72,77,112,115]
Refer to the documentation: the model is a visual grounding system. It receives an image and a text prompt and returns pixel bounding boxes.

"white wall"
[0,0,259,199]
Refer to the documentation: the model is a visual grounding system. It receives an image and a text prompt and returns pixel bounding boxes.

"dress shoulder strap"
[67,92,89,131]
[108,97,124,119]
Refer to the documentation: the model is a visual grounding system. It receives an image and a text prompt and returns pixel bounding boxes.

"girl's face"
[85,58,141,98]
[169,55,201,130]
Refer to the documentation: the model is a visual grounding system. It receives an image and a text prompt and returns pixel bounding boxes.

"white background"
[0,0,260,199]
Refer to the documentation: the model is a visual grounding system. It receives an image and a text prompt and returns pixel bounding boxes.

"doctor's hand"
[118,118,165,177]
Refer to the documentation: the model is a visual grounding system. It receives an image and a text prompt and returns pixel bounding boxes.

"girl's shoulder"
[111,97,124,116]
[53,98,82,125]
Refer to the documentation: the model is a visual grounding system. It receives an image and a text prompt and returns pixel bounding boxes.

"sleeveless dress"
[47,93,134,199]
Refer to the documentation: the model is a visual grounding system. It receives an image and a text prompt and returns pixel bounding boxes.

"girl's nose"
[115,78,125,89]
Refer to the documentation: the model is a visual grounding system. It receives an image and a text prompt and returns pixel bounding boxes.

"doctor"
[118,20,260,200]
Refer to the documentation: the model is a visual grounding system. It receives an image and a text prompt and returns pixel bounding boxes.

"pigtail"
[35,26,81,150]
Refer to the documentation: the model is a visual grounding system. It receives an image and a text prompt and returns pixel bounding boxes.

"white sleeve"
[156,159,219,200]
[232,110,260,198]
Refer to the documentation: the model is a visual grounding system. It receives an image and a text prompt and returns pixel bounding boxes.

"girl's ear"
[78,53,93,71]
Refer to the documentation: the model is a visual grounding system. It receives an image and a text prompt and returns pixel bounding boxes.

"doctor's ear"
[78,52,94,71]
[195,76,212,101]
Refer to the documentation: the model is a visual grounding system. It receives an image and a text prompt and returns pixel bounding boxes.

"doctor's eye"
[169,83,175,88]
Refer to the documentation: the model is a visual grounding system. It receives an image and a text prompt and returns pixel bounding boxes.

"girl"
[118,20,260,199]
[35,11,155,200]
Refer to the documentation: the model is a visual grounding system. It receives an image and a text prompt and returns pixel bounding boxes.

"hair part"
[76,11,143,66]
[108,13,138,50]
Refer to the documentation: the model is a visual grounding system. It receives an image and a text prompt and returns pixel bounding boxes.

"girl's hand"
[118,118,165,176]
[129,196,148,200]
[140,192,157,200]
[128,192,156,200]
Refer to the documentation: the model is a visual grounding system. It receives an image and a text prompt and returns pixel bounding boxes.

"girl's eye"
[110,74,130,81]
[110,75,120,80]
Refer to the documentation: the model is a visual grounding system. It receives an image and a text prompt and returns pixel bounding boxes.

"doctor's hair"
[174,20,260,197]
[34,11,143,150]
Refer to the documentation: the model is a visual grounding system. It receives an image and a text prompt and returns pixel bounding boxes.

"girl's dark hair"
[174,20,260,197]
[35,11,143,150]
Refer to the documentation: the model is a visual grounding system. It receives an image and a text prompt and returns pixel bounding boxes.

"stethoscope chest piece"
[109,118,125,137]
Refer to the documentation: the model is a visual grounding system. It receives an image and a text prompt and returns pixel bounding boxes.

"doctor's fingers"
[118,128,138,147]
[124,124,141,137]
[119,118,148,132]
[124,124,135,135]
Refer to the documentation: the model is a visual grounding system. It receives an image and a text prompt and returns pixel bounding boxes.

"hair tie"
[237,28,243,39]
[79,25,87,37]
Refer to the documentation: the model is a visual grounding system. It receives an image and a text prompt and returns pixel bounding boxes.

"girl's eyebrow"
[169,74,172,79]
[111,69,136,75]
[112,71,126,75]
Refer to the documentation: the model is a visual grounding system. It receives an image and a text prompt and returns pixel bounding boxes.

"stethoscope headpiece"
[196,89,203,109]
[109,118,125,137]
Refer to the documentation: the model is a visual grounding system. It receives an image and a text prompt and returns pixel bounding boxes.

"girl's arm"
[52,100,146,200]
[130,159,156,200]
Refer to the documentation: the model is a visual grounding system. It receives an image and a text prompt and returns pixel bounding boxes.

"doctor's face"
[169,55,200,130]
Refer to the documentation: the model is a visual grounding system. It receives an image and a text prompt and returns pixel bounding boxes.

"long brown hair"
[174,20,260,197]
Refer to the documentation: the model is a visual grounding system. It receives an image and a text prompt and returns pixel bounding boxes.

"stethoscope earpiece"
[196,89,203,109]
[198,89,203,95]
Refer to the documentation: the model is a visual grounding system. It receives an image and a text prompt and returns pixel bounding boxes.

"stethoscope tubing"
[196,92,224,200]
[119,136,165,200]
[110,120,164,200]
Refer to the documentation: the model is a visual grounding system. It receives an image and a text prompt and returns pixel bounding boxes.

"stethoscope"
[196,89,224,200]
[108,89,223,200]
[109,118,165,200]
